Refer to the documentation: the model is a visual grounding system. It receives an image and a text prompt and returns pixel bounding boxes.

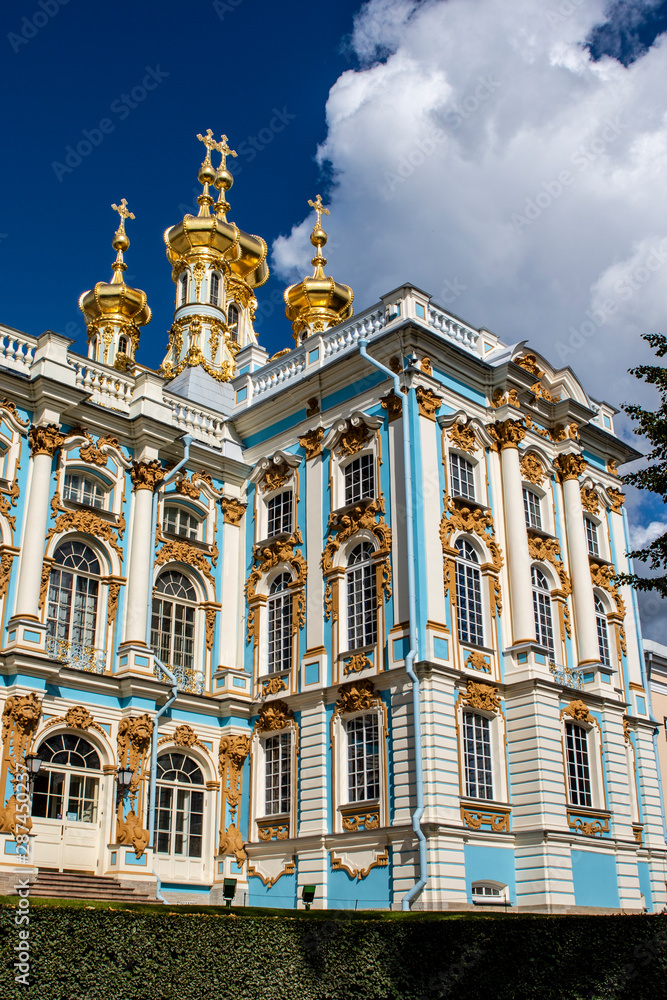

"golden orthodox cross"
[215,134,238,170]
[308,194,330,228]
[111,199,134,234]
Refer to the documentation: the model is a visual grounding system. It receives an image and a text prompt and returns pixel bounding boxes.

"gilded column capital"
[220,496,247,525]
[298,427,324,460]
[130,460,165,491]
[489,418,526,450]
[553,453,587,483]
[28,424,65,458]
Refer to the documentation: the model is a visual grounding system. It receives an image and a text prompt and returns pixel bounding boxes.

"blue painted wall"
[327,854,390,909]
[247,871,297,909]
[637,860,654,912]
[463,844,516,904]
[571,849,620,908]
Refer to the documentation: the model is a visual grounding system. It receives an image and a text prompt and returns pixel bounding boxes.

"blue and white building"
[0,133,664,911]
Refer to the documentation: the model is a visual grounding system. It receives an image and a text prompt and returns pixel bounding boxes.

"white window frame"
[332,705,387,833]
[523,486,543,531]
[344,540,378,652]
[532,565,555,657]
[345,712,381,803]
[454,537,485,648]
[252,727,297,837]
[585,516,600,558]
[267,573,293,675]
[562,716,605,811]
[63,472,108,511]
[162,503,202,542]
[209,270,221,307]
[594,592,612,667]
[150,568,206,690]
[471,881,510,906]
[332,441,379,513]
[457,701,508,804]
[449,452,477,501]
[178,272,188,307]
[266,490,293,538]
[343,452,375,506]
[263,731,292,816]
[46,540,103,650]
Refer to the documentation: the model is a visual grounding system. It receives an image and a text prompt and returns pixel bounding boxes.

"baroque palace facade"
[0,130,664,911]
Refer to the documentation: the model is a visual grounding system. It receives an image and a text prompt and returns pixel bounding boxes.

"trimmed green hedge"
[1,903,667,999]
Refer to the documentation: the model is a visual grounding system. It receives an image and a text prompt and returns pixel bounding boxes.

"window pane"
[595,597,611,666]
[267,492,293,536]
[532,569,555,656]
[265,733,291,815]
[463,712,493,799]
[268,582,292,673]
[585,518,600,557]
[450,454,475,500]
[523,488,542,530]
[565,722,592,806]
[455,554,484,646]
[347,547,377,649]
[344,455,375,506]
[347,715,380,802]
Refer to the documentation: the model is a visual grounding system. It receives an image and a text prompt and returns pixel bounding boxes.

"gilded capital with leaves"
[130,460,165,491]
[553,453,587,483]
[489,418,526,450]
[29,424,65,458]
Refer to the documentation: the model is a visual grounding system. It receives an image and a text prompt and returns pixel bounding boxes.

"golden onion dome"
[78,200,152,328]
[284,195,353,341]
[163,130,269,289]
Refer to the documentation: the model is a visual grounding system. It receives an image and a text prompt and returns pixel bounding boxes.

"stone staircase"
[21,870,158,903]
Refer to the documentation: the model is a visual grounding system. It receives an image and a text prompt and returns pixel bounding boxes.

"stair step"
[14,868,158,904]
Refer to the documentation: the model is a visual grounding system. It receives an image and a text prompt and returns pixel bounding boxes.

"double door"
[31,767,105,873]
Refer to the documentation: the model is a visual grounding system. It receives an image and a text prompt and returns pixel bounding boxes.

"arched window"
[227,304,239,342]
[268,573,292,673]
[47,541,101,647]
[32,733,100,823]
[163,504,200,541]
[63,473,106,509]
[532,566,554,656]
[118,336,128,355]
[347,542,377,649]
[156,752,204,858]
[151,571,196,670]
[209,271,220,306]
[455,539,483,646]
[178,272,188,306]
[595,594,611,666]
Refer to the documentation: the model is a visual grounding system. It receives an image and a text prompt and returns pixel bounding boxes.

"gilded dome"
[284,195,353,342]
[78,200,152,328]
[164,130,268,289]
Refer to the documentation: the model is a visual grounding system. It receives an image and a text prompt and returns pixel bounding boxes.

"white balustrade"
[167,396,227,448]
[428,305,479,351]
[0,329,36,373]
[252,351,307,396]
[68,358,134,412]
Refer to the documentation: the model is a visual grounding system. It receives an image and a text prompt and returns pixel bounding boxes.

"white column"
[557,455,599,666]
[13,425,64,620]
[123,462,163,646]
[494,420,535,645]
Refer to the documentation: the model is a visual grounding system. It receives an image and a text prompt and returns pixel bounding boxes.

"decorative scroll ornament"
[155,538,216,584]
[254,700,294,733]
[380,391,403,422]
[258,822,290,841]
[337,423,371,457]
[65,706,94,730]
[553,453,587,483]
[0,550,14,601]
[246,532,307,603]
[415,385,442,421]
[261,459,292,493]
[107,581,121,627]
[0,693,42,836]
[488,418,526,451]
[79,433,125,467]
[520,452,546,486]
[462,679,501,714]
[116,713,153,858]
[568,813,609,837]
[344,654,372,675]
[330,848,389,881]
[607,488,625,514]
[462,808,509,833]
[130,460,165,491]
[299,427,324,461]
[335,679,378,715]
[29,424,65,458]
[561,700,594,725]
[204,606,216,652]
[491,388,520,409]
[262,675,287,696]
[448,420,478,454]
[622,716,633,745]
[1,398,29,429]
[342,810,380,832]
[47,506,125,560]
[173,724,198,747]
[158,315,236,383]
[0,494,16,533]
[590,562,626,619]
[321,499,391,575]
[465,651,491,673]
[220,496,247,525]
[528,533,572,596]
[218,732,250,861]
[439,498,503,592]
[580,487,600,514]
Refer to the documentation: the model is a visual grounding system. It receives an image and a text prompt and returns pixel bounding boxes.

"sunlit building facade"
[0,133,664,911]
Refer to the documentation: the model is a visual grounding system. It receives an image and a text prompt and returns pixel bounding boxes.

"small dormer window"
[163,505,200,541]
[63,474,106,510]
[118,336,128,355]
[179,272,188,306]
[209,272,220,307]
[227,304,239,342]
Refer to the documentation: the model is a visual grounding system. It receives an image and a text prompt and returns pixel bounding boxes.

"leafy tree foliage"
[620,333,667,595]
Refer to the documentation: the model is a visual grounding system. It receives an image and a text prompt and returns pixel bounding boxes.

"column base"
[212,667,251,700]
[3,617,48,655]
[116,642,156,678]
[106,842,155,882]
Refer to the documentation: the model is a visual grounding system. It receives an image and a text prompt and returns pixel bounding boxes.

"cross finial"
[111,199,134,235]
[215,134,238,171]
[196,128,217,163]
[308,194,330,229]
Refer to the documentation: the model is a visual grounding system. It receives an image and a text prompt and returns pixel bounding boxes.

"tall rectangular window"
[344,454,375,505]
[267,492,293,537]
[565,721,592,807]
[265,733,291,815]
[450,454,476,501]
[463,711,493,799]
[585,518,600,557]
[523,487,542,530]
[347,714,380,802]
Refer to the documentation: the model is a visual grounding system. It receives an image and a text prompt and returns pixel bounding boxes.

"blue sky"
[2,0,667,635]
